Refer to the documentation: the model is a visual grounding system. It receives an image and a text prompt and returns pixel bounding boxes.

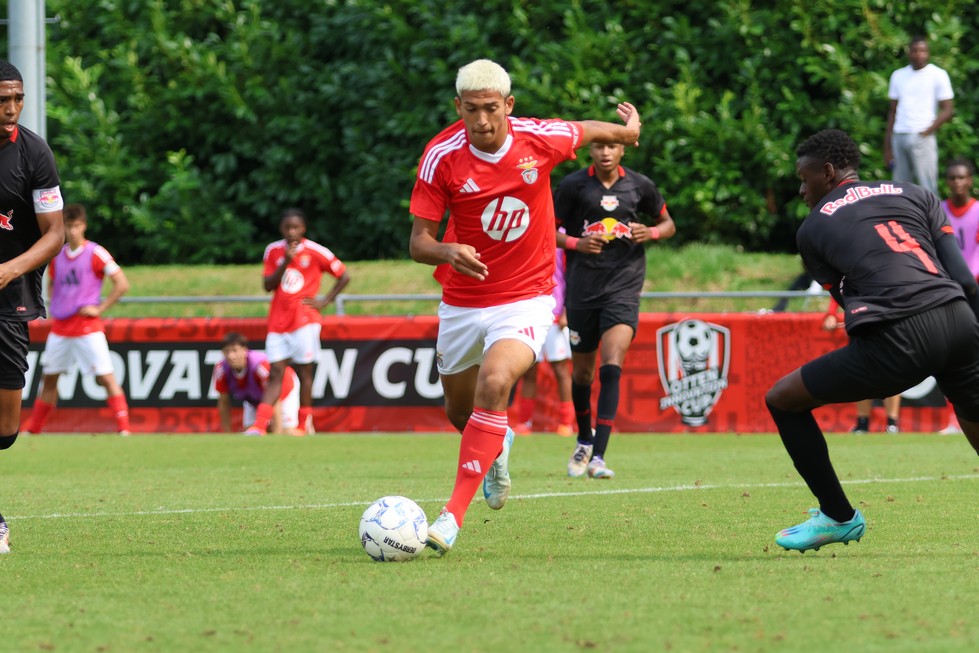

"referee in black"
[0,60,66,553]
[766,128,979,553]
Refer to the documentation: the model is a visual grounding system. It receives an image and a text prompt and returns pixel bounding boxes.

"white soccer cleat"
[483,428,514,510]
[567,443,593,477]
[0,521,10,554]
[587,456,615,479]
[425,508,460,555]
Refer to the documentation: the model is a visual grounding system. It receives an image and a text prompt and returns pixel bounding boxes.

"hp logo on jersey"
[481,196,530,242]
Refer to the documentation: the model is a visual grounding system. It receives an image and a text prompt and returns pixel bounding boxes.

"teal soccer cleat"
[776,508,866,552]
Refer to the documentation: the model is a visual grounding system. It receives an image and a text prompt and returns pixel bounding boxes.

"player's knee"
[0,432,19,450]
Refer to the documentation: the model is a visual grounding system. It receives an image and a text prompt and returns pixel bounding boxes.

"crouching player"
[213,332,302,436]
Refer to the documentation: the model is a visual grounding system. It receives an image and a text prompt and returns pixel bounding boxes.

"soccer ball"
[358,496,428,562]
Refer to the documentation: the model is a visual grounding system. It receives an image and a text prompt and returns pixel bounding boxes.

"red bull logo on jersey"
[581,217,632,241]
[819,184,903,216]
[600,195,619,211]
[33,187,64,211]
[516,157,539,185]
[0,210,12,231]
[656,318,731,427]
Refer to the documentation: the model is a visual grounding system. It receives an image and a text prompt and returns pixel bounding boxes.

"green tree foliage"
[35,0,979,263]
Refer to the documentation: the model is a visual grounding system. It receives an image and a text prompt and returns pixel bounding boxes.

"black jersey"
[555,165,665,309]
[797,180,963,333]
[0,125,62,321]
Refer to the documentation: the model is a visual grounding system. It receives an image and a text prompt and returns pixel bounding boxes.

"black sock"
[571,381,593,444]
[767,401,855,522]
[855,416,869,431]
[592,365,622,459]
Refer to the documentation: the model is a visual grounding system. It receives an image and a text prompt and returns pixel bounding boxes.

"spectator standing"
[0,60,66,553]
[249,208,350,436]
[884,36,954,196]
[408,58,642,554]
[26,205,131,435]
[212,332,302,436]
[555,142,676,479]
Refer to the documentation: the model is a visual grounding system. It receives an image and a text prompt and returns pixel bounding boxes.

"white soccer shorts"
[265,322,321,365]
[436,295,555,375]
[40,331,115,377]
[538,323,571,363]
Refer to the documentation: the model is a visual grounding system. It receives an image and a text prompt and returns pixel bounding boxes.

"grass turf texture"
[3,433,976,652]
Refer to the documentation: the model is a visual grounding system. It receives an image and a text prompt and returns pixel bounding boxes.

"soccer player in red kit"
[248,208,350,436]
[409,58,642,554]
[26,204,131,435]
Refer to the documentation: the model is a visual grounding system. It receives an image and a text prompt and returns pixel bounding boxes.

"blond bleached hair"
[455,59,511,98]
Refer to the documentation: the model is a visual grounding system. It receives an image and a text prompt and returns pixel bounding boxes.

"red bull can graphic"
[581,217,632,241]
[656,318,731,426]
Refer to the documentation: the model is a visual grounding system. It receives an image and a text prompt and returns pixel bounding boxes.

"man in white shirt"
[884,36,955,196]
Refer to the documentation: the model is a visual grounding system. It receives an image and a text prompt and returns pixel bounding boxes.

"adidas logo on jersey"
[459,178,481,193]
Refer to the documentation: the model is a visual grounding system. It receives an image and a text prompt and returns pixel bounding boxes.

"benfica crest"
[516,157,539,184]
[656,318,731,426]
[600,195,619,211]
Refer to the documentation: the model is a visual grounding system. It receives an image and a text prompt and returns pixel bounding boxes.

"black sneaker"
[850,418,870,434]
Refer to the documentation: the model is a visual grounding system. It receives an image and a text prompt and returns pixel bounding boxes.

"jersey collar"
[588,164,625,178]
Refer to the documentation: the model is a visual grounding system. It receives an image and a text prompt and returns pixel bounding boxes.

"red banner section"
[22,314,948,434]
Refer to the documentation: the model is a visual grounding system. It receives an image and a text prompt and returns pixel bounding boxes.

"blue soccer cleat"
[776,508,866,552]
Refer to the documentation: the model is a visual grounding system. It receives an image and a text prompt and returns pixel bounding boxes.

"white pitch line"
[8,473,978,521]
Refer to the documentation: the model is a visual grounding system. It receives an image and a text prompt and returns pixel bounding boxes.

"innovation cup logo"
[657,318,730,426]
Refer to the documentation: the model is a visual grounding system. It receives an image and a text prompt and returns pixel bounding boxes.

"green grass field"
[3,432,977,652]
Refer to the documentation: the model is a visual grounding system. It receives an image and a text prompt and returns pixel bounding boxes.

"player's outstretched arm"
[409,216,487,281]
[578,102,642,148]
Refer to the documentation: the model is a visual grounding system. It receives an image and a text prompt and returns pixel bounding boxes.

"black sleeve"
[935,233,979,319]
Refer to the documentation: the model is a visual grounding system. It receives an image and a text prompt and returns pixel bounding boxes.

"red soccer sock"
[517,396,535,424]
[27,398,54,433]
[107,394,131,432]
[252,403,275,433]
[558,401,575,426]
[298,406,313,432]
[444,409,508,526]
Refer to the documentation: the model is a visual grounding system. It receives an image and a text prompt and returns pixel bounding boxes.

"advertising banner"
[22,314,947,434]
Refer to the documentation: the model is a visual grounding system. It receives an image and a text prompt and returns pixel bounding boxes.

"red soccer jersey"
[410,117,582,307]
[212,357,297,402]
[49,242,121,337]
[263,238,346,334]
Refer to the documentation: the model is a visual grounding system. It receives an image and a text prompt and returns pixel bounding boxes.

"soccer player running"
[26,204,132,435]
[0,61,67,553]
[213,332,302,435]
[250,209,350,436]
[555,142,675,479]
[767,129,979,553]
[409,58,642,554]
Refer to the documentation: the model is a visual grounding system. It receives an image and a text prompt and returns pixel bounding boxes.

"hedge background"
[5,1,978,264]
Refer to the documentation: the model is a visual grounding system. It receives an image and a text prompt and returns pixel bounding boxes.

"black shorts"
[802,300,979,421]
[0,319,29,390]
[566,304,639,353]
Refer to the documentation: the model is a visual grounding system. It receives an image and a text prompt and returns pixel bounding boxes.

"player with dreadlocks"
[765,128,979,552]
